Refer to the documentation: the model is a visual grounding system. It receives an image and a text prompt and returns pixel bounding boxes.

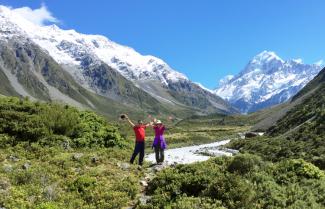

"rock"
[62,139,71,150]
[117,162,130,170]
[170,162,178,168]
[43,184,58,201]
[2,164,13,173]
[153,164,168,172]
[139,195,151,205]
[91,156,98,163]
[238,132,246,139]
[245,132,259,138]
[72,153,84,161]
[22,163,31,170]
[0,178,11,193]
[144,176,152,181]
[8,155,19,162]
[74,167,82,173]
[140,180,148,187]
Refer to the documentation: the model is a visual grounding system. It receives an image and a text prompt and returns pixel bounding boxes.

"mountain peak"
[251,50,284,64]
[215,51,322,113]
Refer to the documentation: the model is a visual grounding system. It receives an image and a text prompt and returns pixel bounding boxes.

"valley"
[0,65,324,208]
[0,3,324,209]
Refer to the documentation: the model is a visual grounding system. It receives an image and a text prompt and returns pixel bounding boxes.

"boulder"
[0,178,11,193]
[22,163,31,170]
[245,132,259,138]
[117,162,130,170]
[91,156,99,163]
[2,164,13,173]
[72,153,84,161]
[8,155,19,162]
[140,180,148,187]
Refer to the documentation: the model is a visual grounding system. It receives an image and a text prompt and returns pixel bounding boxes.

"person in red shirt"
[124,114,152,166]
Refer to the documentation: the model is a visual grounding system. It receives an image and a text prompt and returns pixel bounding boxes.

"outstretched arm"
[145,121,153,127]
[125,115,135,127]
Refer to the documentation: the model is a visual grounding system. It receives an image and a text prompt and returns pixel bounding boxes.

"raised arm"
[125,115,135,127]
[145,121,153,127]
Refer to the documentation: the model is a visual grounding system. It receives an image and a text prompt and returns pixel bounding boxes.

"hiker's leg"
[160,148,164,163]
[138,142,145,166]
[154,146,160,164]
[130,142,140,164]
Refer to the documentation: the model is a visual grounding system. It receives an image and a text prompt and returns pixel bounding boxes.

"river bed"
[145,140,238,165]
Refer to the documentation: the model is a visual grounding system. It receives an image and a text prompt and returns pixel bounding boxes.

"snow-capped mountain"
[0,5,235,115]
[0,5,186,86]
[215,51,323,113]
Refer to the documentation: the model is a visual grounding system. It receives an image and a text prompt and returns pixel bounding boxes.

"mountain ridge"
[215,50,322,113]
[0,5,236,116]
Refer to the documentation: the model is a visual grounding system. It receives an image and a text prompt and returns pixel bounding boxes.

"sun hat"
[155,120,162,124]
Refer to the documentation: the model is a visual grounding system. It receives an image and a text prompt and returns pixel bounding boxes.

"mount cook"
[215,51,322,113]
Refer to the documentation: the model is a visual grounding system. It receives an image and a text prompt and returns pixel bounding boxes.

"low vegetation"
[229,82,325,169]
[141,154,325,208]
[138,77,325,208]
[1,89,324,208]
[0,97,142,208]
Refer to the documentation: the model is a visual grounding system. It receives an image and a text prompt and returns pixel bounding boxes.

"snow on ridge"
[217,75,234,87]
[0,5,188,85]
[194,82,215,94]
[251,50,284,64]
[214,50,322,112]
[292,58,303,64]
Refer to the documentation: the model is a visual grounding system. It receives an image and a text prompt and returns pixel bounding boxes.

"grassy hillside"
[0,96,144,208]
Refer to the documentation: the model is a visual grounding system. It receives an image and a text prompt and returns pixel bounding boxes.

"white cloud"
[12,4,58,26]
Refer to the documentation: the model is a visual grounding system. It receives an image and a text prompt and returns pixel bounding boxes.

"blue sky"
[2,0,325,88]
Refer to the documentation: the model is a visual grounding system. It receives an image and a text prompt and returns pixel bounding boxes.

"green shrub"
[276,159,325,184]
[35,202,60,209]
[170,196,225,209]
[203,174,255,209]
[69,175,97,195]
[227,153,262,174]
[0,97,125,148]
[73,111,125,148]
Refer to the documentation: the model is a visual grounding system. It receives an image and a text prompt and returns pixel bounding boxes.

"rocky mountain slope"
[267,67,325,138]
[230,67,325,170]
[0,5,235,117]
[215,51,322,113]
[0,37,175,119]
